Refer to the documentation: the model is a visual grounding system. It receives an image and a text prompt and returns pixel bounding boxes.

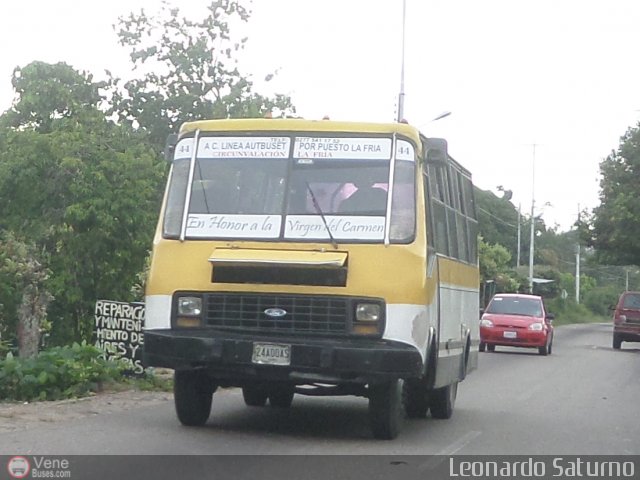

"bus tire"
[403,378,429,418]
[479,342,486,352]
[369,379,404,440]
[242,386,268,407]
[269,387,295,408]
[174,370,215,426]
[430,381,458,420]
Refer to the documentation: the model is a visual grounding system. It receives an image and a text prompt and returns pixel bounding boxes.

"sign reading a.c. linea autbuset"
[94,300,144,375]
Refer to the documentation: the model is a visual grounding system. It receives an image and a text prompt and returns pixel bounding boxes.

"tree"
[479,237,522,303]
[1,61,104,133]
[589,124,640,265]
[0,62,165,344]
[0,232,52,358]
[109,0,296,151]
[474,187,520,264]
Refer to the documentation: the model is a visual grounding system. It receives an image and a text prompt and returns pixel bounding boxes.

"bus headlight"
[356,303,381,322]
[178,296,202,316]
[176,296,203,328]
[353,302,382,335]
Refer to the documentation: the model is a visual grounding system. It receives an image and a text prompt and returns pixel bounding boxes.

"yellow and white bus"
[144,118,479,439]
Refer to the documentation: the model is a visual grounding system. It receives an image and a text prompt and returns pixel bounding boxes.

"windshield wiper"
[306,182,338,250]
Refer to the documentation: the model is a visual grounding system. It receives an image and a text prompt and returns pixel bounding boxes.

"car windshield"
[622,293,640,309]
[486,297,543,317]
[163,134,416,243]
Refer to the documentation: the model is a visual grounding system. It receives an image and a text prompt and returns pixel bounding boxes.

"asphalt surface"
[2,322,638,460]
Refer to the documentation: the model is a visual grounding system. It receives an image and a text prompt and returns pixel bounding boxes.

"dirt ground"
[0,389,173,434]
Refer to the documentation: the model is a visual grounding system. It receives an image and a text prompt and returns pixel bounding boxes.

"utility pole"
[528,144,536,294]
[516,204,521,268]
[396,0,407,122]
[575,244,581,303]
[575,205,580,303]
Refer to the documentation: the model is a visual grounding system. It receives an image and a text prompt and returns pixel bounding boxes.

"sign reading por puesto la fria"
[94,300,145,375]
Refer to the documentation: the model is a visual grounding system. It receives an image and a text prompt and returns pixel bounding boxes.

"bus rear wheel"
[430,381,458,420]
[403,378,429,418]
[368,379,404,440]
[174,370,216,426]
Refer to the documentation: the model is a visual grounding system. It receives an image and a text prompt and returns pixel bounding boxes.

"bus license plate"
[252,343,291,366]
[503,331,517,339]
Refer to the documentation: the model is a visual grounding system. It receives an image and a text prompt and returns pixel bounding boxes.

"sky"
[2,0,640,232]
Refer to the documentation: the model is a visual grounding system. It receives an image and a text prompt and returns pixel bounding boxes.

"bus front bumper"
[143,329,423,383]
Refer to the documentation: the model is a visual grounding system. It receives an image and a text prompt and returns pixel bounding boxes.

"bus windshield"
[163,134,416,243]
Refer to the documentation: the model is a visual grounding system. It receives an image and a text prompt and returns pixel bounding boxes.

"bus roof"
[179,118,422,144]
[177,118,472,178]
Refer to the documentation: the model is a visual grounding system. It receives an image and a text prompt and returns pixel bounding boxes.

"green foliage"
[120,369,173,392]
[531,267,561,297]
[0,231,52,354]
[0,62,166,345]
[479,237,521,291]
[583,286,619,317]
[475,188,519,262]
[589,123,640,265]
[0,342,123,401]
[1,61,104,133]
[109,0,296,151]
[545,297,603,326]
[479,237,511,281]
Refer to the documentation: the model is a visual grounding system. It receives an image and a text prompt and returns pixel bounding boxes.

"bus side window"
[423,173,436,258]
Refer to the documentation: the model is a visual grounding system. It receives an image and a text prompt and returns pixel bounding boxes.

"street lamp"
[431,111,452,122]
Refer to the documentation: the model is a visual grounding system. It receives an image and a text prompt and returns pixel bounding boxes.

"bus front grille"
[205,293,349,335]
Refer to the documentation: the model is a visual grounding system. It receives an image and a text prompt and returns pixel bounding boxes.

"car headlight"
[178,296,202,316]
[528,322,544,331]
[356,303,381,322]
[480,318,493,327]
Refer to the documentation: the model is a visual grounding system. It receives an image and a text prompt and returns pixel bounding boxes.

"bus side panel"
[434,257,480,388]
[384,302,438,364]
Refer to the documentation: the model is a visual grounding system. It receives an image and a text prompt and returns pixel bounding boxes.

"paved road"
[2,322,639,456]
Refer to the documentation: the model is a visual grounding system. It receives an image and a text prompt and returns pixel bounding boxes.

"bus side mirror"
[164,133,179,162]
[425,138,448,165]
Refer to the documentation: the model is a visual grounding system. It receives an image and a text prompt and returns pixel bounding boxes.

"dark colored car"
[612,291,640,349]
[480,293,554,355]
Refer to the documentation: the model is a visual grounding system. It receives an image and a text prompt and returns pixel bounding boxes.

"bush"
[545,297,603,325]
[583,287,620,317]
[0,342,123,402]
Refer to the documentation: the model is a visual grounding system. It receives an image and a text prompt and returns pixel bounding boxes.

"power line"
[477,207,518,229]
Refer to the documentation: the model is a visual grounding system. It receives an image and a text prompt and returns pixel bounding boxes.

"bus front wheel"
[368,379,404,440]
[174,370,216,426]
